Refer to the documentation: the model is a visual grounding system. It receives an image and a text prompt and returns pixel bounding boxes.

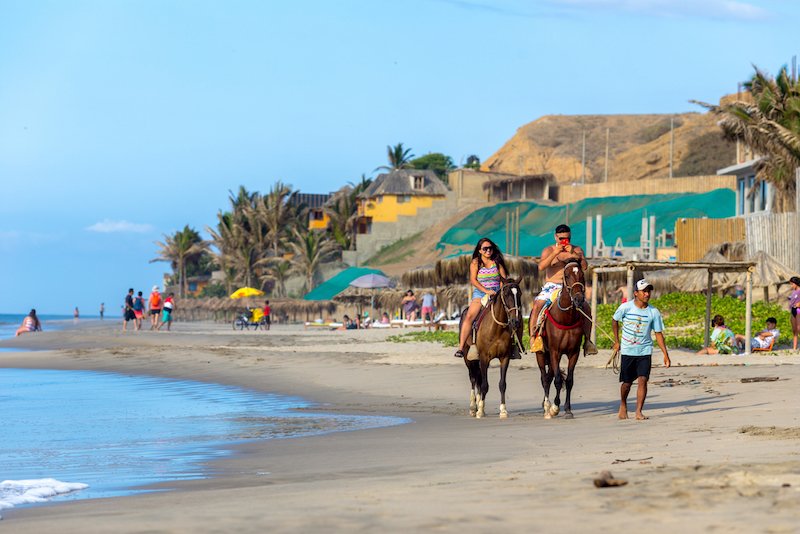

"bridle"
[489,280,520,326]
[556,262,586,312]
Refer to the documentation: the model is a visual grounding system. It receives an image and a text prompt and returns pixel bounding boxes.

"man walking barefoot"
[612,279,670,420]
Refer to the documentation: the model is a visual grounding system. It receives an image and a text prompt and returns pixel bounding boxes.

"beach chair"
[752,338,776,352]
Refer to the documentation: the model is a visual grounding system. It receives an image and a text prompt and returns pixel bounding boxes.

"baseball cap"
[635,279,654,291]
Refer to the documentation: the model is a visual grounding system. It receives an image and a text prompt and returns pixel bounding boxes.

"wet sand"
[1,322,799,533]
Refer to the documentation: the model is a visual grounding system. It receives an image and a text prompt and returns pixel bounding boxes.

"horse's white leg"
[469,389,477,417]
[549,404,560,417]
[476,399,485,418]
[499,403,508,419]
[543,395,552,418]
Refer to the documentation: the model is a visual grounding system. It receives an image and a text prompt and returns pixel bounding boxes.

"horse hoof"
[544,412,552,420]
[549,405,560,417]
[565,412,574,420]
[476,410,484,419]
[469,409,477,417]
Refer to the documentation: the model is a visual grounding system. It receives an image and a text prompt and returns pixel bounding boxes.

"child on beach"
[133,291,146,330]
[612,279,671,420]
[735,317,779,352]
[158,292,175,331]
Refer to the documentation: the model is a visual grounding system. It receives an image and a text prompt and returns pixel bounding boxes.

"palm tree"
[289,228,338,292]
[151,226,209,298]
[693,65,800,212]
[324,185,356,250]
[260,258,292,297]
[260,181,295,258]
[375,143,414,172]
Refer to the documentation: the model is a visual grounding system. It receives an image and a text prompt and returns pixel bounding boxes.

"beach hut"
[723,250,797,302]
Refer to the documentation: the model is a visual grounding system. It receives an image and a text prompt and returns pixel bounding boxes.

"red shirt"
[263,305,271,316]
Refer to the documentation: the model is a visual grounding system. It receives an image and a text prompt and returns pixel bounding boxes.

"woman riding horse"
[454,238,519,359]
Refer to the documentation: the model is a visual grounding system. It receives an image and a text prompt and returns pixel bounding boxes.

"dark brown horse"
[535,262,586,419]
[459,279,524,418]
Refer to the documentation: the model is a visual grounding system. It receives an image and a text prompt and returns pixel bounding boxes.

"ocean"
[0,368,409,516]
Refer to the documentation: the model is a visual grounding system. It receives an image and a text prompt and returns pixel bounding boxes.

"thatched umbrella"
[723,250,797,301]
[672,251,733,292]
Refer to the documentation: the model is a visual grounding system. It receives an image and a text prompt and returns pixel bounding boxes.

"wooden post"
[745,269,753,355]
[704,270,713,349]
[626,265,635,302]
[591,270,598,345]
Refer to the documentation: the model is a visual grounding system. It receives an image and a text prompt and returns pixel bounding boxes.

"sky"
[1,0,798,315]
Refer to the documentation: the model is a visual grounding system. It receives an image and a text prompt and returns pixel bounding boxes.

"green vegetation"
[409,153,455,184]
[387,330,459,346]
[388,293,791,351]
[365,232,422,266]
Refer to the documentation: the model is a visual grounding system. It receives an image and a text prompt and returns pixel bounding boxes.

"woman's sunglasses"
[480,246,493,251]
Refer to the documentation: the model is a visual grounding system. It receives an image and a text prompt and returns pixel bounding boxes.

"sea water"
[0,368,409,515]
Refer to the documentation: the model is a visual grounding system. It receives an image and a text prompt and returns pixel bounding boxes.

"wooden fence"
[557,175,736,204]
[675,218,745,262]
[745,212,800,273]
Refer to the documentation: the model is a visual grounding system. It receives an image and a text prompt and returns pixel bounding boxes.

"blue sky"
[0,0,797,315]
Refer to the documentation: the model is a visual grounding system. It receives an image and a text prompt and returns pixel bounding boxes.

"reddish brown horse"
[535,262,586,419]
[459,279,524,418]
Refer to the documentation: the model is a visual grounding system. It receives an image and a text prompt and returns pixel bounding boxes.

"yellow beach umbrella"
[230,287,265,299]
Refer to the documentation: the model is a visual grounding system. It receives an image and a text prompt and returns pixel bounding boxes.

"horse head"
[562,262,586,309]
[498,278,523,332]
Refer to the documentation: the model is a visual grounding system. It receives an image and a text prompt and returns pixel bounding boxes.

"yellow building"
[289,192,332,231]
[356,169,448,232]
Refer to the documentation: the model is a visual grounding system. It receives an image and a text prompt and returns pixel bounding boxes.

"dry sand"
[1,322,799,533]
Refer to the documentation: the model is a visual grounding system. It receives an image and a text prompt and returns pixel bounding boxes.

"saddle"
[470,294,496,343]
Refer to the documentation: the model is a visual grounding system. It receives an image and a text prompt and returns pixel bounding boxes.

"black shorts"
[124,309,135,321]
[150,309,160,316]
[792,307,798,318]
[619,355,652,383]
[264,315,271,324]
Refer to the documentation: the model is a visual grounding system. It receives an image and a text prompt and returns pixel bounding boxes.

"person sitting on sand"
[696,314,736,355]
[735,317,779,352]
[15,309,42,336]
[380,312,391,324]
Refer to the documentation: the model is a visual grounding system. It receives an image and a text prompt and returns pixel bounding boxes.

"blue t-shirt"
[612,301,664,356]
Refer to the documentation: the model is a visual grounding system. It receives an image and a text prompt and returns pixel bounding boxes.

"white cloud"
[549,0,770,21]
[86,219,155,233]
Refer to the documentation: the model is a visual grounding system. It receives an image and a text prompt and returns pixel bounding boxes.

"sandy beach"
[1,322,799,533]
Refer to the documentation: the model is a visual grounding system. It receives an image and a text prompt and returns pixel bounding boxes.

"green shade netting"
[437,189,735,255]
[303,267,386,301]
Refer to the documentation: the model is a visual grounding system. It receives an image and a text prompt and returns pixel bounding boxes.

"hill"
[482,109,735,183]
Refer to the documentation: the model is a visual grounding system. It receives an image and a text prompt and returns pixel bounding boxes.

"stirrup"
[466,345,480,361]
[531,335,544,353]
[584,340,598,356]
[510,345,522,359]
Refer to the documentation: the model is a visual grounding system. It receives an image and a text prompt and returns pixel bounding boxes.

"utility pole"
[669,117,674,179]
[581,130,586,184]
[604,127,609,183]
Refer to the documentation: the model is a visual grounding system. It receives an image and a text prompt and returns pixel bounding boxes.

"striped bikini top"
[476,262,501,292]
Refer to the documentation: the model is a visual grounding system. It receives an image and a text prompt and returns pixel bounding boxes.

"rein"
[487,283,526,354]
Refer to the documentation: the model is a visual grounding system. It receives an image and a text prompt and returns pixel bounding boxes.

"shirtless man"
[529,224,597,355]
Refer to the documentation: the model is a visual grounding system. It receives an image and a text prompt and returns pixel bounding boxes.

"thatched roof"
[672,251,734,292]
[359,169,448,198]
[724,250,797,289]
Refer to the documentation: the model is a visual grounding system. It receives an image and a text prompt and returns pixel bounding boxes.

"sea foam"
[0,478,88,517]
